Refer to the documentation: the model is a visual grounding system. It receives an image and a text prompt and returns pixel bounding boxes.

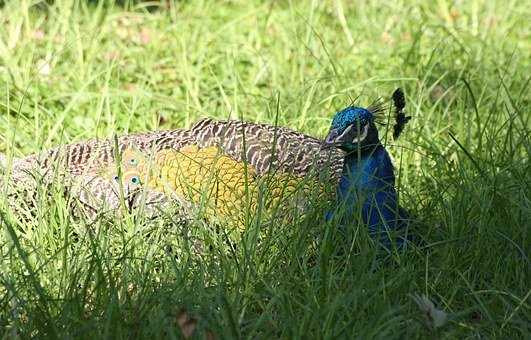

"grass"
[0,0,529,338]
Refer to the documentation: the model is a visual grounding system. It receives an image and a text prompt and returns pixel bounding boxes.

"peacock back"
[2,118,345,224]
[101,143,337,228]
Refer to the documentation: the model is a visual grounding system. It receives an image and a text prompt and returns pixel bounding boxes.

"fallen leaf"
[176,308,198,339]
[411,294,448,330]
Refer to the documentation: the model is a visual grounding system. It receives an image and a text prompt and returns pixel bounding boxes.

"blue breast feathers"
[327,145,409,249]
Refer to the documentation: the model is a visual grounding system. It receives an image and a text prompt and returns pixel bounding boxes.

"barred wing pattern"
[2,118,345,221]
[189,118,345,181]
[7,128,193,178]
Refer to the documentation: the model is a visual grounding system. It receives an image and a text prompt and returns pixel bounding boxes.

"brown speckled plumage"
[189,119,345,179]
[1,119,344,220]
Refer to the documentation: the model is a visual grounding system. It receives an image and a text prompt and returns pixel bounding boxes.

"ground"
[0,0,529,338]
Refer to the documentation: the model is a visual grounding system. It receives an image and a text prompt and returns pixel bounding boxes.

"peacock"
[1,89,411,247]
[323,88,411,248]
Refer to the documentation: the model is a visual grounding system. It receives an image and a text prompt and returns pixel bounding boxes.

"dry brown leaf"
[176,308,198,339]
[411,294,448,330]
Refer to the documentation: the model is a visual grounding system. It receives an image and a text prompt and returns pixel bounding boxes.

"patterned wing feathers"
[4,118,344,224]
[189,119,345,180]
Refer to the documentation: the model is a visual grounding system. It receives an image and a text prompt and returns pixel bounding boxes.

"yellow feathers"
[103,145,327,228]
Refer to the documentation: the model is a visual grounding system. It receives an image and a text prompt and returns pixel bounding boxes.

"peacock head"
[324,106,382,153]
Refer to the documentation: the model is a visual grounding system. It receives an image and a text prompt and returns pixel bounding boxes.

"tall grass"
[0,0,529,338]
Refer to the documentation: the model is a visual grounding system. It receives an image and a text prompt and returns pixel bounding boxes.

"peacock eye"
[129,158,138,165]
[131,176,140,184]
[113,175,119,181]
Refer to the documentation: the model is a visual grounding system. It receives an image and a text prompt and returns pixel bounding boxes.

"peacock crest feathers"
[392,88,411,140]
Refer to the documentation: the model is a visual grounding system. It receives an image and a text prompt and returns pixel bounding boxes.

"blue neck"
[339,145,396,202]
[328,144,407,247]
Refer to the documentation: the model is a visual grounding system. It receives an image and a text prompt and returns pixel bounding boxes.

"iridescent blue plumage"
[330,107,373,133]
[324,100,410,250]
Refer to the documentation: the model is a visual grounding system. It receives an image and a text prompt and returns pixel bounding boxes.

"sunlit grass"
[0,0,529,338]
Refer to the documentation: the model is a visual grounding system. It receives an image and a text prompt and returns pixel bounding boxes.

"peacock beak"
[324,128,340,145]
[323,124,369,147]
